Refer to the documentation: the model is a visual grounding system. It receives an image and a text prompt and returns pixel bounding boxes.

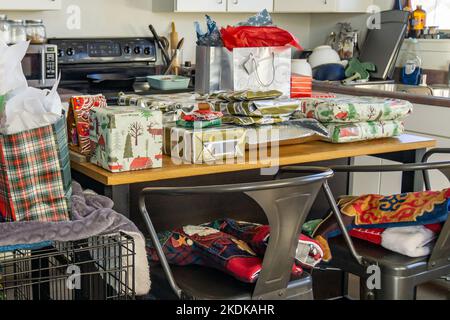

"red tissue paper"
[220,26,303,51]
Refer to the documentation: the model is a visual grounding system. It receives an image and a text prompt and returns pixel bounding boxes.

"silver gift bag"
[221,46,292,97]
[195,46,231,94]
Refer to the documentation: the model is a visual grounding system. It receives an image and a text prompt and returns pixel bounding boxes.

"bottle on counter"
[411,5,427,38]
[403,0,413,37]
[0,14,10,44]
[401,38,423,86]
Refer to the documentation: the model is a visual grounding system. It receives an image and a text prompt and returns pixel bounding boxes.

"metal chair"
[139,167,333,300]
[282,148,450,300]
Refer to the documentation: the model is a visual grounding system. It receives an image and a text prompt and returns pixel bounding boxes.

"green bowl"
[147,75,190,91]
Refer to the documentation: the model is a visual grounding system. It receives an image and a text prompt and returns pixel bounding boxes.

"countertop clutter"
[0,4,449,303]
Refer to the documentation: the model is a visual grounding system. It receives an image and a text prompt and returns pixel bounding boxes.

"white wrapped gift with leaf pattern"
[301,96,412,123]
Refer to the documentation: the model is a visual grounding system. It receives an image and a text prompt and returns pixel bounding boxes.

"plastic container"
[401,39,422,85]
[0,15,10,44]
[8,20,26,44]
[147,75,190,90]
[25,19,46,44]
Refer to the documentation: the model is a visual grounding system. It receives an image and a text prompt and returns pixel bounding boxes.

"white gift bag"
[220,46,292,97]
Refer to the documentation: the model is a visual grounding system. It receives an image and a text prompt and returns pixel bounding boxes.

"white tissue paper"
[0,40,63,135]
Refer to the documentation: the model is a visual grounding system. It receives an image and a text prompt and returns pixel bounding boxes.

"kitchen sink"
[351,83,450,98]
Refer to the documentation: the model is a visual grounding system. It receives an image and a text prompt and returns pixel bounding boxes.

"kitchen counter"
[313,82,450,108]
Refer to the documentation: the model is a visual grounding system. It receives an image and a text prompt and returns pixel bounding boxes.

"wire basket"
[0,233,135,300]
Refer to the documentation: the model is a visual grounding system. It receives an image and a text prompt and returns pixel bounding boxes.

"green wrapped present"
[326,120,404,144]
[210,90,283,101]
[302,96,413,123]
[223,115,290,126]
[214,99,300,118]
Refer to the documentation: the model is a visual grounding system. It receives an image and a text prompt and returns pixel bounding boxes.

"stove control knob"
[66,48,75,56]
[58,49,64,57]
[134,46,142,54]
[144,47,151,55]
[124,46,131,54]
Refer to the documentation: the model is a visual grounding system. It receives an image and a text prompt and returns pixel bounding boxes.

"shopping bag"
[0,116,72,222]
[195,46,229,94]
[221,46,291,97]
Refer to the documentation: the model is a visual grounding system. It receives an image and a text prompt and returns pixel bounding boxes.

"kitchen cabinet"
[174,0,227,12]
[0,0,61,10]
[227,0,273,12]
[274,0,372,13]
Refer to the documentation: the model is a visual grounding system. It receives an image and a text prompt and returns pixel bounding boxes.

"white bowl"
[291,59,312,77]
[308,45,341,69]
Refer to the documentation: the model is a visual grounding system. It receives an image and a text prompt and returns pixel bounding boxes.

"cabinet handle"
[233,0,239,4]
[217,0,223,4]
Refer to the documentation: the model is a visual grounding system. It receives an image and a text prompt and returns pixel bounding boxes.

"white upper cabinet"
[0,0,62,10]
[175,0,227,12]
[227,0,274,12]
[274,0,337,13]
[274,0,373,13]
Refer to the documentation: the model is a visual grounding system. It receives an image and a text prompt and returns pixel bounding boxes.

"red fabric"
[349,228,385,245]
[425,223,443,234]
[226,257,262,283]
[220,26,302,51]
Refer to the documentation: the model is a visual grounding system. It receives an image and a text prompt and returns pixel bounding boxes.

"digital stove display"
[88,42,122,57]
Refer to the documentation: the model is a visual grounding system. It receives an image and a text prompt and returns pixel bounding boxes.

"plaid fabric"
[0,116,72,222]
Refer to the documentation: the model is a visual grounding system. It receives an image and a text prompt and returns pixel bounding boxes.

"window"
[412,0,450,29]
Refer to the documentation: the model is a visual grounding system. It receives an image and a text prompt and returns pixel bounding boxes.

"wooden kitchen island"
[72,134,436,218]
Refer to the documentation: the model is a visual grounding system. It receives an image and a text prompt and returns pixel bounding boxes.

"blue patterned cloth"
[237,9,273,26]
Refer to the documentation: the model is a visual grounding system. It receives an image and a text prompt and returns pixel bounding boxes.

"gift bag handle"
[249,52,276,88]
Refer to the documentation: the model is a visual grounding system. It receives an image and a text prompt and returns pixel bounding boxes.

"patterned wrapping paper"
[166,124,246,164]
[67,95,107,155]
[0,116,72,222]
[213,99,300,118]
[301,96,413,123]
[222,115,291,126]
[325,120,405,144]
[209,90,282,101]
[89,107,163,173]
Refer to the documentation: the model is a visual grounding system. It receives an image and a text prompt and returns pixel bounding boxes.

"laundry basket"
[0,233,135,300]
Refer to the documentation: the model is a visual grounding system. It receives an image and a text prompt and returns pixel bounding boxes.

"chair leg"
[374,276,417,300]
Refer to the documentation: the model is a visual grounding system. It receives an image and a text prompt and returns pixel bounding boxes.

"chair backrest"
[422,148,450,269]
[139,167,333,300]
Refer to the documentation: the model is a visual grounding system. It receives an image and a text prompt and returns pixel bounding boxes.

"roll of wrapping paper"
[0,95,5,115]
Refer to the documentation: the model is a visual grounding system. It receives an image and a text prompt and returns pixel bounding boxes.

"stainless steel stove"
[49,37,192,103]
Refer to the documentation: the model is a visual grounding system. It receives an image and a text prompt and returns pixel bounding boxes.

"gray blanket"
[0,181,150,296]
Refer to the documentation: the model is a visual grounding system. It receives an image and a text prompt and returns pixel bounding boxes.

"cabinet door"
[335,0,373,13]
[0,0,61,10]
[227,0,273,12]
[274,0,336,13]
[176,0,227,12]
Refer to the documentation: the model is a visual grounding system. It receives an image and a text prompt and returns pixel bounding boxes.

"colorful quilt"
[204,219,324,268]
[146,225,263,283]
[301,96,413,123]
[313,189,450,261]
[325,120,404,144]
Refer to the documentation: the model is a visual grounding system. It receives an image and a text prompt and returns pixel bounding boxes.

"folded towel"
[381,226,437,257]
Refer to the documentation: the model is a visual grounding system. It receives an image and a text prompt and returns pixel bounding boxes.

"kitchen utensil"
[149,24,171,65]
[291,59,312,77]
[170,21,179,51]
[312,63,346,81]
[164,38,184,75]
[147,75,190,90]
[359,10,409,80]
[308,45,342,69]
[87,73,136,89]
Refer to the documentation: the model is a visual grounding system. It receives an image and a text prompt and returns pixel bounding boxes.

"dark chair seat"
[328,236,429,278]
[149,264,313,300]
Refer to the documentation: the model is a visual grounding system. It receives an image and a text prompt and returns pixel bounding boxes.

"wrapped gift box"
[164,124,246,164]
[89,106,163,172]
[67,95,107,155]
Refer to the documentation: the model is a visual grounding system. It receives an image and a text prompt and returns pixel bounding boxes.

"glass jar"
[25,19,46,44]
[8,20,26,44]
[0,14,10,44]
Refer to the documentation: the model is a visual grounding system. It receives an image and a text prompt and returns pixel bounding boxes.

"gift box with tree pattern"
[89,106,163,172]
